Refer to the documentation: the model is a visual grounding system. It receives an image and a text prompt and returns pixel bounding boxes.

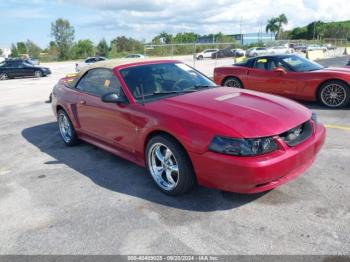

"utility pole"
[313,21,316,40]
[239,16,243,46]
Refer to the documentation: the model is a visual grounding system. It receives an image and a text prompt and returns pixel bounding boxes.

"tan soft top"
[76,57,178,79]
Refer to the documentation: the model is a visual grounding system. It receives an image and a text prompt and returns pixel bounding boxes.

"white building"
[0,47,11,58]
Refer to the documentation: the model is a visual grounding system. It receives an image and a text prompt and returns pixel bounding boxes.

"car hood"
[150,87,311,138]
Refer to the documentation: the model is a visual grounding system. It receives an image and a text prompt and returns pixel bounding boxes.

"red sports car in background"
[214,54,350,108]
[52,59,325,195]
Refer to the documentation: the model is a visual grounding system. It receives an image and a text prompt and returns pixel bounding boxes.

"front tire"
[318,80,350,108]
[58,109,79,146]
[0,73,8,80]
[223,77,243,88]
[145,134,196,195]
[34,70,43,78]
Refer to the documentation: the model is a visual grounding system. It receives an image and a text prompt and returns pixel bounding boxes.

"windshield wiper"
[153,90,196,95]
[192,85,217,89]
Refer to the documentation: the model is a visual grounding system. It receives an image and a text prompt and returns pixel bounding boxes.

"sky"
[0,0,349,48]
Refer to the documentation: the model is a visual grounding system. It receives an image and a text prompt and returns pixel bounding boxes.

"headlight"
[208,136,278,156]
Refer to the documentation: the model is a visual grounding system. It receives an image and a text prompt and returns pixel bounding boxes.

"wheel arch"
[143,129,197,186]
[143,130,194,168]
[56,104,65,113]
[144,130,187,155]
[316,78,350,98]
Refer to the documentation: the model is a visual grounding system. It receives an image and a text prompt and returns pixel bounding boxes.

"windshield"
[281,55,324,72]
[120,62,216,103]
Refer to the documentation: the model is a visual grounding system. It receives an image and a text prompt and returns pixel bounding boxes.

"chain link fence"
[143,38,350,68]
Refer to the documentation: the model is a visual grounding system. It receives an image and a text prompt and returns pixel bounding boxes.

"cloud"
[2,0,350,45]
[60,0,350,41]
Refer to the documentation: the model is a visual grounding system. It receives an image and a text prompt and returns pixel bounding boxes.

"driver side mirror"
[273,67,287,75]
[101,92,127,104]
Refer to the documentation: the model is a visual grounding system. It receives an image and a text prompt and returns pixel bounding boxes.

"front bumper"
[189,122,326,193]
[43,70,51,76]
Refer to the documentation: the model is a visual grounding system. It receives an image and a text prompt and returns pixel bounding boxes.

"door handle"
[79,100,86,105]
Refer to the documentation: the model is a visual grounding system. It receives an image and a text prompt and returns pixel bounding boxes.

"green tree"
[26,40,41,58]
[10,44,19,57]
[111,36,143,53]
[0,48,3,56]
[16,42,27,55]
[71,39,95,59]
[276,14,288,39]
[173,32,199,43]
[307,21,325,40]
[266,18,279,39]
[289,26,308,39]
[215,32,235,43]
[96,38,109,57]
[51,18,75,60]
[152,32,173,44]
[109,42,119,58]
[266,14,288,39]
[323,23,350,39]
[47,41,59,56]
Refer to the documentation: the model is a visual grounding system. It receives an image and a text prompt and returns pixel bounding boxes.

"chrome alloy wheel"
[148,143,179,191]
[224,78,242,88]
[58,112,72,143]
[320,83,347,107]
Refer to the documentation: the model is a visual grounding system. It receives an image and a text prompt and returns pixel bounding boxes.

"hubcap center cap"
[330,92,338,98]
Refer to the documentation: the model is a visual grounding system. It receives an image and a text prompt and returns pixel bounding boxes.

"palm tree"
[266,18,279,40]
[276,14,288,39]
[266,14,288,40]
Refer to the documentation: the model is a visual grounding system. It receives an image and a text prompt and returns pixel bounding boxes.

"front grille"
[280,121,312,147]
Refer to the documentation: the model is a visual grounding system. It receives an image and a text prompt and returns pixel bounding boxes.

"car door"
[12,61,34,77]
[245,57,298,97]
[21,62,36,77]
[204,50,213,58]
[11,61,25,77]
[6,61,23,78]
[75,68,137,154]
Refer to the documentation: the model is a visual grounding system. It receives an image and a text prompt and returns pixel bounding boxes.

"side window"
[276,59,290,71]
[253,58,269,70]
[76,69,125,98]
[254,58,280,71]
[13,62,23,68]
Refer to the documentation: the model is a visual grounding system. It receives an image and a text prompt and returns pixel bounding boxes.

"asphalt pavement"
[0,56,349,255]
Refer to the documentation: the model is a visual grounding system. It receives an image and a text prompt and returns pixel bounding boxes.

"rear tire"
[318,80,350,108]
[223,77,243,88]
[197,55,203,60]
[57,109,79,146]
[145,134,196,195]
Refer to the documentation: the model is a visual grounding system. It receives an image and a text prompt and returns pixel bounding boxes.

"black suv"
[0,59,51,80]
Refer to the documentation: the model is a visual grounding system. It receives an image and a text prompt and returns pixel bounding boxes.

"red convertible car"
[52,59,325,195]
[214,54,350,108]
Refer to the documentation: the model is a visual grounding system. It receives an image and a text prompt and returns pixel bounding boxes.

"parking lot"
[0,56,349,255]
